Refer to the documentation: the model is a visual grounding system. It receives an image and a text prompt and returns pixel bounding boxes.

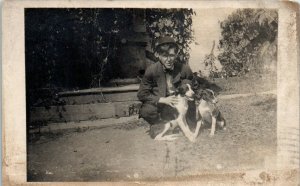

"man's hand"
[158,96,178,107]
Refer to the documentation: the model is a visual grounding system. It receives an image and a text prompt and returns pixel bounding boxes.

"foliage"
[145,9,195,63]
[26,8,194,93]
[26,9,133,91]
[26,8,195,107]
[71,9,133,88]
[218,9,278,76]
[202,41,220,79]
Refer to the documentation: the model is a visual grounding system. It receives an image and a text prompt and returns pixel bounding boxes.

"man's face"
[156,44,178,70]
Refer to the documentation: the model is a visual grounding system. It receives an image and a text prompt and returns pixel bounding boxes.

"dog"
[191,75,222,93]
[194,89,226,137]
[152,84,202,142]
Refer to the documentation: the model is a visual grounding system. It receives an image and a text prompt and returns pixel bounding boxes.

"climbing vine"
[145,9,195,63]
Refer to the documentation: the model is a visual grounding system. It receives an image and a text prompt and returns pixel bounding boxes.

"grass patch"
[213,72,276,95]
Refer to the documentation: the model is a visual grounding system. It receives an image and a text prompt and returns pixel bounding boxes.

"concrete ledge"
[58,84,139,96]
[60,91,139,105]
[30,101,141,123]
[29,115,140,134]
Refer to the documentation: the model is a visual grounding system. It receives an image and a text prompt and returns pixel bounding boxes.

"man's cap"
[154,36,178,50]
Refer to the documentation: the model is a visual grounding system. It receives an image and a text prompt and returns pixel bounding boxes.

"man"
[137,36,194,137]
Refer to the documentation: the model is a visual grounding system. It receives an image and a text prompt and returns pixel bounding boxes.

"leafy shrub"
[218,9,278,76]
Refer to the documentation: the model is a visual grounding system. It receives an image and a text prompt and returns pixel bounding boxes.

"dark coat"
[137,62,193,105]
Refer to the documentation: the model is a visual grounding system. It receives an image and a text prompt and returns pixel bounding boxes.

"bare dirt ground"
[28,93,279,182]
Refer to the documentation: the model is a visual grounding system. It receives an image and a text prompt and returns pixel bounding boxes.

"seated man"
[137,36,194,138]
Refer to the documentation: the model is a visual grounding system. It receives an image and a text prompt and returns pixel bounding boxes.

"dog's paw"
[209,133,215,137]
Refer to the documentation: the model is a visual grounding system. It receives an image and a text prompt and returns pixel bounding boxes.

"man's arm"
[137,67,160,105]
[137,66,179,107]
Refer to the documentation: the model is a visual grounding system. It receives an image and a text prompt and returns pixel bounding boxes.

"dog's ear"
[195,93,201,100]
[191,78,199,90]
[194,89,203,100]
[198,89,207,100]
[199,89,206,95]
[175,86,185,96]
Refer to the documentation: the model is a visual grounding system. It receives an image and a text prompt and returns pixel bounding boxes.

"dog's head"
[195,89,218,104]
[175,84,195,101]
[191,76,222,94]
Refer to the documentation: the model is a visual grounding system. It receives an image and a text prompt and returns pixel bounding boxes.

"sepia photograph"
[2,1,299,185]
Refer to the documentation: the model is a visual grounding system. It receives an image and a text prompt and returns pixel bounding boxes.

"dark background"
[25,8,136,90]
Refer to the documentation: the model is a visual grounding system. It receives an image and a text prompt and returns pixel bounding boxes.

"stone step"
[29,101,141,123]
[60,91,139,105]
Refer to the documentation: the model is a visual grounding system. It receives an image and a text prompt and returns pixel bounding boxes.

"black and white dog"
[194,89,226,137]
[153,84,202,142]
